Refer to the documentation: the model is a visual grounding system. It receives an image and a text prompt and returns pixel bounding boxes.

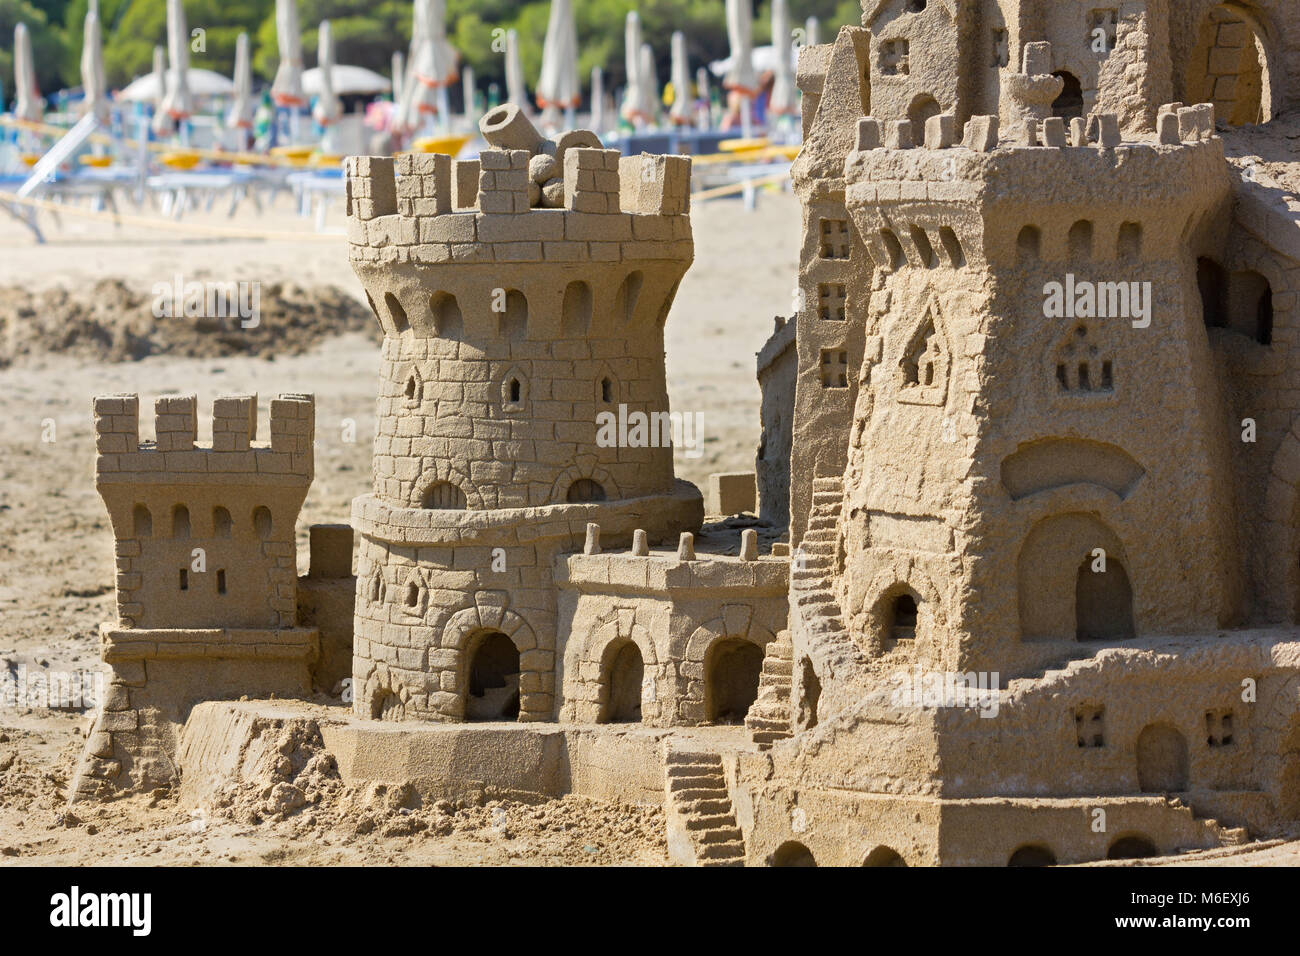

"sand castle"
[71,0,1300,865]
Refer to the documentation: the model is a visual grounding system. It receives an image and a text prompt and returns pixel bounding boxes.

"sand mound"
[0,279,379,368]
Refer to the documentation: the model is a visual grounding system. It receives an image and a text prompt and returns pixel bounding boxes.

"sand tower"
[344,108,703,723]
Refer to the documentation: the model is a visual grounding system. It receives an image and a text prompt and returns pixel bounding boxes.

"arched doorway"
[862,845,907,867]
[1051,71,1084,119]
[1136,723,1189,792]
[1008,844,1057,867]
[908,93,941,132]
[797,658,820,731]
[1184,3,1274,126]
[706,639,764,723]
[466,631,520,721]
[772,841,817,866]
[601,641,644,723]
[1107,834,1158,860]
[1075,555,1136,641]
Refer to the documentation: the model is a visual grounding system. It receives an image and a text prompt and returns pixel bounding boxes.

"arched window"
[910,225,937,268]
[213,506,232,538]
[566,478,607,503]
[561,281,593,336]
[601,642,644,723]
[253,506,273,539]
[772,841,817,867]
[880,229,905,270]
[907,93,940,130]
[1076,554,1135,640]
[600,377,613,403]
[1017,225,1041,261]
[1051,71,1084,119]
[1068,220,1093,258]
[1227,270,1273,344]
[497,289,528,339]
[1117,222,1142,259]
[216,569,227,595]
[132,504,152,538]
[404,367,423,405]
[888,593,918,641]
[1136,724,1188,792]
[429,292,462,338]
[172,505,191,539]
[1008,845,1056,867]
[1107,834,1158,860]
[938,226,965,267]
[384,293,408,333]
[615,272,644,324]
[423,481,467,510]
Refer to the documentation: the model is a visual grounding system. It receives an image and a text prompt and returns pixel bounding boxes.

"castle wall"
[839,128,1241,677]
[756,316,796,530]
[556,550,788,726]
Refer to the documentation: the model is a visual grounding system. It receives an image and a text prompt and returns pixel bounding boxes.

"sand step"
[684,813,736,832]
[668,773,726,791]
[699,840,746,861]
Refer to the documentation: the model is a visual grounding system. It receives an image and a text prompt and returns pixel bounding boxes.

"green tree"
[0,0,66,97]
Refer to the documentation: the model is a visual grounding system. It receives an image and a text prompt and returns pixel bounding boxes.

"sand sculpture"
[72,1,1300,866]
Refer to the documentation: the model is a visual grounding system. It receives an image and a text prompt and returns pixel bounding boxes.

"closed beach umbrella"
[271,0,306,108]
[537,0,580,112]
[391,51,404,106]
[724,0,758,96]
[505,29,528,109]
[226,32,255,130]
[620,12,646,124]
[400,0,455,131]
[589,66,606,133]
[462,65,477,122]
[805,17,821,48]
[640,43,660,122]
[769,0,798,116]
[154,0,193,134]
[312,20,343,128]
[13,23,42,124]
[81,5,110,124]
[669,31,692,125]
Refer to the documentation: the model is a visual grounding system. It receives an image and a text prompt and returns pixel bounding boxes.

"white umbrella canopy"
[723,0,757,94]
[271,0,306,108]
[303,64,392,97]
[769,0,797,116]
[13,23,43,124]
[399,0,458,132]
[537,0,580,110]
[226,32,255,129]
[120,67,235,104]
[81,7,110,123]
[620,11,646,123]
[669,31,691,124]
[154,0,194,134]
[504,28,528,109]
[312,20,343,127]
[710,45,787,78]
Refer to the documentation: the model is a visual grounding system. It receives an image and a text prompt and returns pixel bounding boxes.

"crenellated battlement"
[844,104,1222,199]
[344,106,693,270]
[93,392,314,485]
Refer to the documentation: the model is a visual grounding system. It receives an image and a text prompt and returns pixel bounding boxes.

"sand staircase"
[1165,796,1251,847]
[792,477,857,662]
[745,631,794,747]
[663,750,747,866]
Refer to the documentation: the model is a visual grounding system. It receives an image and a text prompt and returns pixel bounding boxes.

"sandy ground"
[0,185,796,865]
